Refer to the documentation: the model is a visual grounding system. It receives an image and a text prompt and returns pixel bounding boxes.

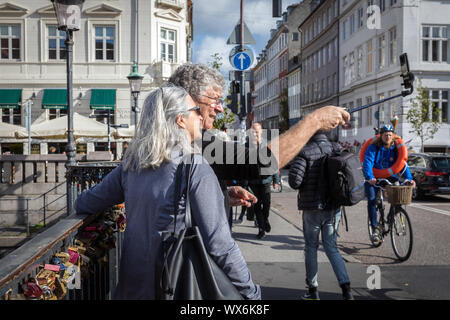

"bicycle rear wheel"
[390,207,413,262]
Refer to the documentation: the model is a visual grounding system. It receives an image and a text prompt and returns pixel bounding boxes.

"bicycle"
[367,178,414,262]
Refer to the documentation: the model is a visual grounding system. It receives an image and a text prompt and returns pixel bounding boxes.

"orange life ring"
[359,135,408,178]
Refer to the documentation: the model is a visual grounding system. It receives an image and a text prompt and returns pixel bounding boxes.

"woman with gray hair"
[75,86,260,300]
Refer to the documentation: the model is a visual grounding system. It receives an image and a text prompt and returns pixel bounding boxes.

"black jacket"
[288,133,339,211]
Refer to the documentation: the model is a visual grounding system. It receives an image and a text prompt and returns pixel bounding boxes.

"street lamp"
[127,61,144,135]
[51,0,84,216]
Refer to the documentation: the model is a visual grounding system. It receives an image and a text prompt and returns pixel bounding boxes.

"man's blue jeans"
[302,209,350,288]
[364,182,378,228]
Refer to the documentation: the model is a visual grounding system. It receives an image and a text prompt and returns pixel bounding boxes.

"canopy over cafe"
[0,88,130,159]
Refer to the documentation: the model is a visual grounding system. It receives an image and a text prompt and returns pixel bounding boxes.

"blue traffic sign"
[232,52,252,71]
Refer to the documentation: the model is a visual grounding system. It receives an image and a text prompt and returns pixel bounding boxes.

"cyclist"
[362,124,416,244]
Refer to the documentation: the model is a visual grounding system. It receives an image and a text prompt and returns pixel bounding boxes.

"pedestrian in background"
[289,131,354,300]
[248,123,281,239]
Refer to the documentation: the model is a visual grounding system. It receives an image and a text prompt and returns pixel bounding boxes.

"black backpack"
[320,147,366,209]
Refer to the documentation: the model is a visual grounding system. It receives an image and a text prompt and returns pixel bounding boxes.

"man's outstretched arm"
[269,106,350,169]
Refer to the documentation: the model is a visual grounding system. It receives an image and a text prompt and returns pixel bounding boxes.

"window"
[343,20,348,40]
[327,6,332,24]
[0,25,20,60]
[334,0,338,18]
[389,27,397,65]
[358,7,364,28]
[429,89,449,122]
[333,73,337,94]
[378,34,386,69]
[318,49,321,68]
[356,98,363,128]
[334,37,338,57]
[48,26,66,60]
[327,76,331,96]
[318,17,322,34]
[357,46,363,79]
[93,109,115,125]
[343,55,349,86]
[292,32,299,41]
[49,109,67,120]
[388,90,396,120]
[95,26,115,61]
[366,96,373,126]
[328,42,332,62]
[160,27,177,62]
[380,0,386,12]
[378,93,385,123]
[349,52,355,82]
[350,14,355,35]
[367,39,373,73]
[323,12,327,30]
[323,47,327,65]
[422,26,448,63]
[1,108,21,125]
[391,0,397,5]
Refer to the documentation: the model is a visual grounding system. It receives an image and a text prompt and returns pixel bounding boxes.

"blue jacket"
[363,143,413,181]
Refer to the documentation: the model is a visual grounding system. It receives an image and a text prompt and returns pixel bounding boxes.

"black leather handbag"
[155,155,243,300]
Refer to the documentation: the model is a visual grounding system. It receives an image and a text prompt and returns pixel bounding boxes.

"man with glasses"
[169,63,350,220]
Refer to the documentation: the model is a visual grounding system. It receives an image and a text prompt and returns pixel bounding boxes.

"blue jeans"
[364,182,378,228]
[302,209,350,288]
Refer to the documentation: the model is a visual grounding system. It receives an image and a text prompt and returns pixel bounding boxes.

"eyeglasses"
[187,105,201,115]
[201,95,224,107]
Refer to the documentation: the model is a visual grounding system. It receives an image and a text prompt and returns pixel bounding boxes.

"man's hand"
[310,106,351,131]
[228,186,258,207]
[368,178,377,185]
[406,180,416,188]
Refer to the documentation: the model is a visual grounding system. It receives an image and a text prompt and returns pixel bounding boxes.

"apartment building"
[339,0,450,153]
[0,0,193,158]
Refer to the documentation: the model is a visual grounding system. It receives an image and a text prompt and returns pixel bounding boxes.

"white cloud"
[193,36,233,74]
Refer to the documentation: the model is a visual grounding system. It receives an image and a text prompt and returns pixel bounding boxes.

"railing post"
[43,194,46,227]
[26,199,30,237]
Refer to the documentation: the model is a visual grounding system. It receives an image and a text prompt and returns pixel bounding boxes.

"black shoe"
[301,287,320,300]
[340,283,355,300]
[256,230,265,239]
[264,221,271,233]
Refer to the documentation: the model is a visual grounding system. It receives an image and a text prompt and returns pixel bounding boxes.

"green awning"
[0,89,22,109]
[90,89,116,110]
[42,89,67,109]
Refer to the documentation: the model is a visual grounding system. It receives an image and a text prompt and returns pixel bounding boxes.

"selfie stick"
[345,53,414,115]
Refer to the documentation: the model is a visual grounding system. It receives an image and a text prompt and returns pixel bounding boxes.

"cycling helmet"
[379,124,394,134]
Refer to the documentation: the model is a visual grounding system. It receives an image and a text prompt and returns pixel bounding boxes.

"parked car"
[407,153,450,199]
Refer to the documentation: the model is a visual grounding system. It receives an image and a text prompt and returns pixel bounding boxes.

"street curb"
[270,206,363,264]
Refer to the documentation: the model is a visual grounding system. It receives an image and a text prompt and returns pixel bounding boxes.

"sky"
[192,0,300,79]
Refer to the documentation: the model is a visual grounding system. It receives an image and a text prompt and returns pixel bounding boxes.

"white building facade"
[339,0,450,153]
[0,0,192,158]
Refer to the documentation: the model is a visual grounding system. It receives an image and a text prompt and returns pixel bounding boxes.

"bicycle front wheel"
[390,207,413,262]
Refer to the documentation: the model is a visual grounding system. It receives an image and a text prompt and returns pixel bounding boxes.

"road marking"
[409,203,450,217]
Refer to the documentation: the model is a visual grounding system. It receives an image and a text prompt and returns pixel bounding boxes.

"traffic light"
[246,92,253,114]
[231,81,240,94]
[227,93,239,115]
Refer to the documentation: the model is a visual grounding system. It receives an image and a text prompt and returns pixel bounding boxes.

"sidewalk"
[231,206,416,300]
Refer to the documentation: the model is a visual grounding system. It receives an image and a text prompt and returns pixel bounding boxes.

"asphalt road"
[271,171,450,299]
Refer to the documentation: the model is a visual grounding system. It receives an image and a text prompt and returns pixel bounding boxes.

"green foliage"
[407,80,442,152]
[213,107,235,130]
[208,53,223,71]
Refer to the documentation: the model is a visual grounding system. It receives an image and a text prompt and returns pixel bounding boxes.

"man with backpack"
[288,131,354,300]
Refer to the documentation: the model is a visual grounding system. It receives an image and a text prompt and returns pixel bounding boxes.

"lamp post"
[127,61,143,135]
[51,0,84,216]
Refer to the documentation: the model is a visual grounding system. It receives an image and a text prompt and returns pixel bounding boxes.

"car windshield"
[432,157,450,169]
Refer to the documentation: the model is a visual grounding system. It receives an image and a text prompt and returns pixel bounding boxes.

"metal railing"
[0,162,123,300]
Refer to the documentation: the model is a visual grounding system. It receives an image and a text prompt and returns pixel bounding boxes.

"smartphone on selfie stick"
[344,53,414,117]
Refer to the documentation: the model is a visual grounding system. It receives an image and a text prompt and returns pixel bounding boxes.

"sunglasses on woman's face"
[187,105,201,116]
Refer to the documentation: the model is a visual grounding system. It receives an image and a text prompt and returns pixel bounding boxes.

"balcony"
[152,60,181,84]
[157,0,184,11]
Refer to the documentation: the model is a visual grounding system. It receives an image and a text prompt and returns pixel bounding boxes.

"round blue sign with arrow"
[232,52,252,71]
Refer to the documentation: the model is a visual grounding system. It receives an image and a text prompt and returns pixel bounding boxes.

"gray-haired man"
[169,63,350,214]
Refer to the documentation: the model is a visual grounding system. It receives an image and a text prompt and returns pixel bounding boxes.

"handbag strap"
[172,153,194,234]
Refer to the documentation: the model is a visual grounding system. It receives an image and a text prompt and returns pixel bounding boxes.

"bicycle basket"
[385,185,413,205]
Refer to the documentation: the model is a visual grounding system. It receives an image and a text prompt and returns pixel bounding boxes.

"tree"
[406,81,442,152]
[207,52,236,130]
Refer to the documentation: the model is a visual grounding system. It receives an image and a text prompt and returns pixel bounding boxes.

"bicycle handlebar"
[364,179,413,189]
